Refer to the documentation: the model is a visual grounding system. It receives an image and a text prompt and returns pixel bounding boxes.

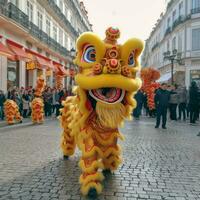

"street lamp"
[163,49,183,85]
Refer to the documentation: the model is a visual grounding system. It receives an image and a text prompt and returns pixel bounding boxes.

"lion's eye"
[82,45,96,63]
[128,51,135,66]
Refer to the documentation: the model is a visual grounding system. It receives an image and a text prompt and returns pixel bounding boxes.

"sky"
[82,0,167,43]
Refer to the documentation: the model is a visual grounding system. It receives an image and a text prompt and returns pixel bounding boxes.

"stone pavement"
[0,118,199,200]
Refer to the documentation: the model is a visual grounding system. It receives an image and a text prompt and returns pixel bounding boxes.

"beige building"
[0,0,92,92]
[142,0,200,88]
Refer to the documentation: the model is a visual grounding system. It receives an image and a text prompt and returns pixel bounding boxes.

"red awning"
[7,40,30,61]
[25,49,55,71]
[36,56,55,70]
[0,42,14,57]
[53,61,67,76]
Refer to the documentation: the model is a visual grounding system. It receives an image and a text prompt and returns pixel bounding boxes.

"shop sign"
[26,61,36,70]
[46,69,52,77]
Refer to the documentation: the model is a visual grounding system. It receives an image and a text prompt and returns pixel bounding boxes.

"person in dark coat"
[177,86,187,120]
[0,90,6,120]
[154,83,170,129]
[189,81,199,124]
[133,89,144,119]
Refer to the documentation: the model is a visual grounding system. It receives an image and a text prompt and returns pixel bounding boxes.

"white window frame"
[37,10,43,30]
[46,17,51,36]
[172,37,176,50]
[192,0,200,9]
[53,23,58,41]
[192,28,200,51]
[59,28,63,46]
[179,1,183,16]
[27,0,33,22]
[172,10,176,22]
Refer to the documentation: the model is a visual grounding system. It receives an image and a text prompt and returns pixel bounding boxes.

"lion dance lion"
[31,75,45,124]
[60,27,144,196]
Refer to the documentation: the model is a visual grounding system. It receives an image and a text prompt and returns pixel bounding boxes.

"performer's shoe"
[155,126,159,128]
[63,155,69,160]
[162,126,167,129]
[19,120,23,123]
[102,169,112,177]
[88,188,97,198]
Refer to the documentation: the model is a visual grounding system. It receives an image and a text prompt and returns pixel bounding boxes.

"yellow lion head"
[73,27,144,129]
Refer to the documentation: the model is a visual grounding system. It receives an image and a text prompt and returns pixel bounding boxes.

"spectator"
[133,89,144,119]
[52,89,60,116]
[189,81,199,124]
[22,90,30,118]
[0,90,6,120]
[169,85,179,121]
[43,87,53,117]
[177,86,187,120]
[155,83,170,129]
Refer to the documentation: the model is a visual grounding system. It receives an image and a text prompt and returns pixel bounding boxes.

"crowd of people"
[1,81,200,129]
[0,86,72,121]
[133,81,200,128]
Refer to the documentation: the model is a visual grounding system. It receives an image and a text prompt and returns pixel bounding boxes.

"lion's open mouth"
[88,88,125,104]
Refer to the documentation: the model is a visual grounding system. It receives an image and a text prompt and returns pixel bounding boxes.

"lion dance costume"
[4,100,22,125]
[31,75,45,123]
[60,27,144,196]
[141,67,160,111]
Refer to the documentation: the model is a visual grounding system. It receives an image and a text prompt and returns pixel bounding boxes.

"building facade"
[142,0,200,88]
[0,0,92,92]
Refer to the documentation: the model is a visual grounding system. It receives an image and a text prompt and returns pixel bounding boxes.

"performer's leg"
[79,137,104,196]
[102,143,122,172]
[15,108,22,122]
[60,129,76,157]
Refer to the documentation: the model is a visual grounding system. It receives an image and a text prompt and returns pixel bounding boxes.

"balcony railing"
[172,16,184,30]
[191,7,200,14]
[47,0,79,37]
[151,43,159,51]
[7,2,29,29]
[0,2,70,57]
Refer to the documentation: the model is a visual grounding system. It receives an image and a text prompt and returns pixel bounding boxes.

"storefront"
[190,69,200,87]
[7,59,20,90]
[46,69,52,86]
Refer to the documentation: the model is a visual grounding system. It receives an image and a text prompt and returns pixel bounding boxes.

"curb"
[0,117,55,130]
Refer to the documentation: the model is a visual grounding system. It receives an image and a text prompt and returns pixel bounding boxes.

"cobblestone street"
[0,118,200,200]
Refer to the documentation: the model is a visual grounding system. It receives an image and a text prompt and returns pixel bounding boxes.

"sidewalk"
[0,116,57,129]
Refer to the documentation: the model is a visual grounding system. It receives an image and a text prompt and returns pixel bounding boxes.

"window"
[68,10,71,22]
[172,37,176,50]
[64,4,68,19]
[192,0,200,9]
[167,40,170,51]
[27,1,33,22]
[37,10,43,30]
[68,37,71,50]
[178,35,182,51]
[7,60,19,90]
[192,28,200,50]
[64,33,68,49]
[167,17,170,28]
[53,24,58,41]
[179,2,183,16]
[59,0,64,13]
[59,28,63,46]
[46,17,51,36]
[172,10,176,22]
